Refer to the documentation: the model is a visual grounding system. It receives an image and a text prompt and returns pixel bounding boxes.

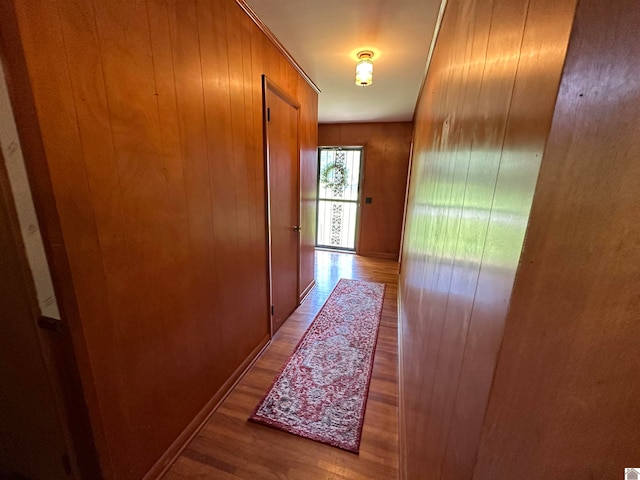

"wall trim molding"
[299,279,316,304]
[412,0,448,121]
[143,334,271,480]
[358,251,399,260]
[235,0,321,95]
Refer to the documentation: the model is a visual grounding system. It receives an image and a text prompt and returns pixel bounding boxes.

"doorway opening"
[316,147,363,251]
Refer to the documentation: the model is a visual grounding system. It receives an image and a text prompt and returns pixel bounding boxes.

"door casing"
[263,76,301,336]
[315,146,365,252]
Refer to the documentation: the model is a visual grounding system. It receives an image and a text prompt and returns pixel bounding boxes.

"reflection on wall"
[475,0,640,477]
[398,0,578,478]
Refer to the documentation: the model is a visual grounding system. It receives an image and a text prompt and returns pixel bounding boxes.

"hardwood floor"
[163,250,399,479]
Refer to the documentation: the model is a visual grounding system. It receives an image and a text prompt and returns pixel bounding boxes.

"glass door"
[316,147,362,251]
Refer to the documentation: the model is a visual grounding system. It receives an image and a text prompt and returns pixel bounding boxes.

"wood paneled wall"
[298,83,319,300]
[398,0,577,478]
[319,122,412,259]
[474,0,640,477]
[0,0,317,478]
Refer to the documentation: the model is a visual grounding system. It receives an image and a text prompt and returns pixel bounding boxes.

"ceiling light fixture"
[355,51,374,87]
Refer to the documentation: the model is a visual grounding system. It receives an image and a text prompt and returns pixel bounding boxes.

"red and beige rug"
[250,278,386,453]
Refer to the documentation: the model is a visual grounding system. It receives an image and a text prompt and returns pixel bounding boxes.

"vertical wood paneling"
[5,2,118,473]
[318,122,412,259]
[91,2,188,472]
[474,0,640,477]
[443,1,580,476]
[298,85,318,300]
[0,3,105,476]
[398,0,577,478]
[5,0,317,477]
[222,3,263,369]
[146,0,202,437]
[197,0,241,378]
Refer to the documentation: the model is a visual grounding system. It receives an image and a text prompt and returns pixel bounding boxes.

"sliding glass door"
[316,147,362,251]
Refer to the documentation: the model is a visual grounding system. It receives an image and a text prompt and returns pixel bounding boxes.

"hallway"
[164,251,399,479]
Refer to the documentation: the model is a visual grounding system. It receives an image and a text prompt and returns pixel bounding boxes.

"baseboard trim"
[143,334,271,480]
[397,283,407,480]
[299,279,316,304]
[357,251,399,260]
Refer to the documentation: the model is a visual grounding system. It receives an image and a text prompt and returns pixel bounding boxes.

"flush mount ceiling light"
[355,50,374,87]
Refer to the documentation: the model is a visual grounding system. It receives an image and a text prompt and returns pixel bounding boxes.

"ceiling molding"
[413,0,448,122]
[235,0,321,94]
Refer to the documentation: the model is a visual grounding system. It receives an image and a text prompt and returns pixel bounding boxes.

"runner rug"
[250,278,386,453]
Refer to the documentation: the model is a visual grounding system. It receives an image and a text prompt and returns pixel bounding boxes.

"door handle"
[292,225,301,232]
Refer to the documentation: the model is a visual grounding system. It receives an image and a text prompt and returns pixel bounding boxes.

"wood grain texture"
[318,123,412,259]
[474,0,640,477]
[297,85,319,302]
[3,0,318,477]
[265,79,300,334]
[0,4,103,476]
[164,250,399,480]
[398,0,577,478]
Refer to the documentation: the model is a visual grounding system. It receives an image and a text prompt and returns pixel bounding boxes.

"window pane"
[317,200,358,249]
[318,149,361,201]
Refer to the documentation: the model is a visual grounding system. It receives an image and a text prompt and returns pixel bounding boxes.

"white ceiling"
[244,0,442,123]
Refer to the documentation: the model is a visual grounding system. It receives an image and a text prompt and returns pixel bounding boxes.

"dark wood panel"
[398,0,577,478]
[474,0,640,477]
[6,0,318,477]
[164,251,399,480]
[318,122,412,259]
[0,3,104,477]
[0,145,67,480]
[6,1,117,474]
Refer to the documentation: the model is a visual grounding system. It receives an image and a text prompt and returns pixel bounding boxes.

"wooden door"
[0,156,69,479]
[265,77,300,334]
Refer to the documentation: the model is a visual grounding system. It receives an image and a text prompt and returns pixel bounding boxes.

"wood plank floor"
[163,250,399,479]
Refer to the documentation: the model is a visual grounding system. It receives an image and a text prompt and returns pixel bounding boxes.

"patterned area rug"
[250,278,386,453]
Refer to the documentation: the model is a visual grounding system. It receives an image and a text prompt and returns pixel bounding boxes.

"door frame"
[262,75,301,337]
[0,50,100,477]
[315,145,366,253]
[0,146,95,479]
